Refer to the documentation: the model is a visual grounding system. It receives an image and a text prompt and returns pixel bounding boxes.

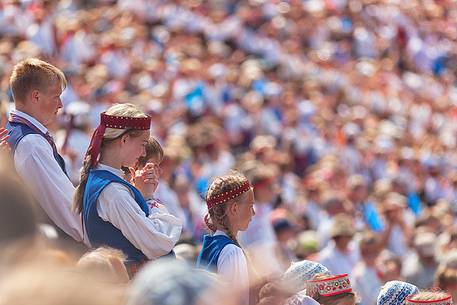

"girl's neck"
[215,228,238,239]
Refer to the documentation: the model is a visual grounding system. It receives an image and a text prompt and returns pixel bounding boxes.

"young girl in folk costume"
[73,103,182,278]
[196,171,255,305]
[306,274,357,305]
[406,291,453,305]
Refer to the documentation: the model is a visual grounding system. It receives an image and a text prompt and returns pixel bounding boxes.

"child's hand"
[131,163,159,199]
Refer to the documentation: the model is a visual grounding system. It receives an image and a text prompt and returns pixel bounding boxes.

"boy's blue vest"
[83,169,150,262]
[6,121,67,174]
[196,234,236,270]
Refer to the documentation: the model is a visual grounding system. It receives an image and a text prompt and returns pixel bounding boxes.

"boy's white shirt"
[11,110,84,242]
[95,163,182,259]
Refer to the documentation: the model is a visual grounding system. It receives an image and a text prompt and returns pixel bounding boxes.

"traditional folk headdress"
[307,274,352,297]
[86,112,151,167]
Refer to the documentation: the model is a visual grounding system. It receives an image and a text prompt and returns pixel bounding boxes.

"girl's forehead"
[244,189,255,202]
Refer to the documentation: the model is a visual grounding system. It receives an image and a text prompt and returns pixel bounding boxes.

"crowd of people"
[1,0,457,305]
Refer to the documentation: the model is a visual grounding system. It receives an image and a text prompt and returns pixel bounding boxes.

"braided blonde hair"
[205,171,250,245]
[72,103,148,214]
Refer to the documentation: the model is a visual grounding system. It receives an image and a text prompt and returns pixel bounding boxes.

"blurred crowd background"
[2,0,457,304]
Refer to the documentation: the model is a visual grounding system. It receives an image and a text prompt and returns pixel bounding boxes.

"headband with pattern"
[308,274,352,297]
[406,295,453,305]
[86,112,151,167]
[206,180,251,210]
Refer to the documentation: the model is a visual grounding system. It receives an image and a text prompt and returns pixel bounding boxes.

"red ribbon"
[86,112,151,167]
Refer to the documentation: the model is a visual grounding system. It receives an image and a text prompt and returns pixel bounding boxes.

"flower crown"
[308,274,352,297]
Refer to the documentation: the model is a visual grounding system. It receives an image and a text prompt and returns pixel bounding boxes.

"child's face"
[145,155,163,176]
[232,189,255,232]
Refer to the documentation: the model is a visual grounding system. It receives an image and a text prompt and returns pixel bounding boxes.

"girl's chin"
[240,224,250,231]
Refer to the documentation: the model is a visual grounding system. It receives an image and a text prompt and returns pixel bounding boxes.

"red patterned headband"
[206,181,252,210]
[86,112,151,167]
[406,295,453,305]
[308,274,352,297]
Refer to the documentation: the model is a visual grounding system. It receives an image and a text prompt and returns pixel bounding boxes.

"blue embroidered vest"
[83,169,150,262]
[196,234,236,270]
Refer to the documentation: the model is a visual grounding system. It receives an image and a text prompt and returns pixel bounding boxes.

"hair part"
[205,171,250,244]
[10,58,67,104]
[73,103,148,214]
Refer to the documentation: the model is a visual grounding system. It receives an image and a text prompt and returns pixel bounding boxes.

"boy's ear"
[30,90,40,104]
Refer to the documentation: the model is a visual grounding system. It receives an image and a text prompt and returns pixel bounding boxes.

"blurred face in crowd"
[384,207,403,224]
[360,240,380,266]
[334,235,352,251]
[349,185,368,204]
[377,258,402,282]
[254,179,278,204]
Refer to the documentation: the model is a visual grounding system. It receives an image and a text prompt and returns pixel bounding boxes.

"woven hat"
[377,281,419,305]
[281,260,330,293]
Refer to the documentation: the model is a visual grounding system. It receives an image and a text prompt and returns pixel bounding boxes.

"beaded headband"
[406,295,453,305]
[86,112,151,167]
[308,274,352,297]
[206,181,251,210]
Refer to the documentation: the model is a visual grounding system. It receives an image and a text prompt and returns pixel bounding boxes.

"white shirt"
[96,164,183,260]
[352,263,382,305]
[215,230,249,305]
[318,241,360,275]
[155,182,187,225]
[11,110,83,242]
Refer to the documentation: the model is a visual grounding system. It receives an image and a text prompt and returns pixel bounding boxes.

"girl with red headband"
[196,171,255,305]
[73,103,182,278]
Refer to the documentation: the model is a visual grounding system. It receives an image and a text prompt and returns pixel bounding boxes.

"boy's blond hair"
[10,58,67,104]
[137,137,164,169]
